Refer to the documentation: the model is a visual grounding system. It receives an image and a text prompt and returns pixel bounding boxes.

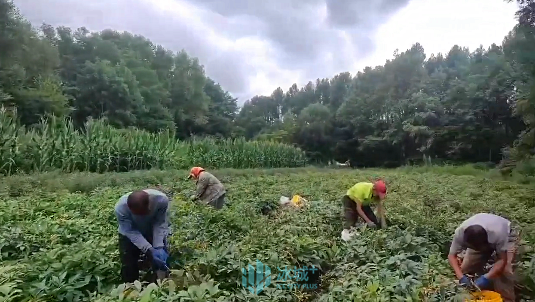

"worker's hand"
[154,247,169,263]
[474,275,491,290]
[366,221,377,228]
[458,275,471,287]
[149,247,168,270]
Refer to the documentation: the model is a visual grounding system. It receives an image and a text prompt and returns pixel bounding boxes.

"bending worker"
[188,167,227,210]
[448,213,520,302]
[342,180,387,235]
[115,189,171,283]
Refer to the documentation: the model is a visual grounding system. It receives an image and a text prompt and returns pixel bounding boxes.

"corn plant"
[0,108,308,175]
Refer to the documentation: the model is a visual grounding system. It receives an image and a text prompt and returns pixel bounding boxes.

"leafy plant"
[0,167,533,301]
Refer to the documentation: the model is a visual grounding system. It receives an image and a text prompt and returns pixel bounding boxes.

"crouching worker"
[188,167,226,210]
[448,213,520,302]
[342,180,387,236]
[115,189,171,283]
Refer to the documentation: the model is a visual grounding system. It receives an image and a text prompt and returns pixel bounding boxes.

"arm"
[448,235,465,279]
[194,175,209,201]
[486,249,507,279]
[448,254,464,279]
[116,208,152,253]
[377,200,387,228]
[355,201,374,224]
[152,196,169,248]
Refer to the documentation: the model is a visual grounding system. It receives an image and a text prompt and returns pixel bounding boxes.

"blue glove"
[459,275,471,287]
[154,247,169,263]
[474,275,492,290]
[149,247,169,270]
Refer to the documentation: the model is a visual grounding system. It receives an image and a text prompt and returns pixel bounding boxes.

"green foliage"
[0,0,239,140]
[2,0,535,172]
[0,108,306,175]
[238,42,528,167]
[0,168,534,301]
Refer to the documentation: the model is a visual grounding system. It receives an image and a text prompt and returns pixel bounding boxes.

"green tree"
[0,0,69,125]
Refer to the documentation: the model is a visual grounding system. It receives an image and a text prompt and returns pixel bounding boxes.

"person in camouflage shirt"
[187,167,227,210]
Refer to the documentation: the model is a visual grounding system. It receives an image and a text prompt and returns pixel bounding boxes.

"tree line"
[1,0,534,171]
[1,0,238,140]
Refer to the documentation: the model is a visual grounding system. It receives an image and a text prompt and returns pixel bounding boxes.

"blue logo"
[241,260,271,294]
[275,265,319,290]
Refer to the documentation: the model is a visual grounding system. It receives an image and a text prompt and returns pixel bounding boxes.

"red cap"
[374,180,387,199]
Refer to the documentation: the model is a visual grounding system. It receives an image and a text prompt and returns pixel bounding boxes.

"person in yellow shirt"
[342,180,387,233]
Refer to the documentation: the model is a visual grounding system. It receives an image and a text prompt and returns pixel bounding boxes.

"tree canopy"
[1,0,535,170]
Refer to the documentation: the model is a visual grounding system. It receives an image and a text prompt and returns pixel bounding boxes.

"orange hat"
[373,180,387,199]
[188,167,205,179]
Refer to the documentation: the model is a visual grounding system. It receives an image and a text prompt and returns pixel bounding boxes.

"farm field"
[1,167,534,301]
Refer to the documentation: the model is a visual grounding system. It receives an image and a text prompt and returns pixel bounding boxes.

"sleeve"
[495,240,508,254]
[346,185,359,202]
[494,232,509,253]
[152,195,170,248]
[354,187,367,204]
[449,228,465,255]
[116,207,152,253]
[195,174,209,200]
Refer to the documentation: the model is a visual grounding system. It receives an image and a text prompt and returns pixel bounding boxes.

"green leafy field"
[1,168,534,301]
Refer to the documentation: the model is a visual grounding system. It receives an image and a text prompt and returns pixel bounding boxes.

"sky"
[13,0,519,104]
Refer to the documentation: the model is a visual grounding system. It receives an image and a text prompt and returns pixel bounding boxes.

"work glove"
[149,247,169,270]
[366,221,377,228]
[474,275,492,290]
[458,275,471,287]
[155,247,169,263]
[190,195,196,201]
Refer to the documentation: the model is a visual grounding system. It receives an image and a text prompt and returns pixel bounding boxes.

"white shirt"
[449,213,510,255]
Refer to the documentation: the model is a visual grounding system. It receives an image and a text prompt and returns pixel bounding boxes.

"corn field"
[0,108,307,175]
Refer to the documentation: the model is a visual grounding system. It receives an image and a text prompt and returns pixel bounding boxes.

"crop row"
[1,168,534,301]
[0,108,307,175]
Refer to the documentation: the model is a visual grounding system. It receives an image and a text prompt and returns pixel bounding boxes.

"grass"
[399,162,535,184]
[0,167,534,301]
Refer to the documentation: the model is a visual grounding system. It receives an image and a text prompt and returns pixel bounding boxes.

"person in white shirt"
[447,213,520,302]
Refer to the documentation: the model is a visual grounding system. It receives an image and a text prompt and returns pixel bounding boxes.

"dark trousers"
[342,195,379,229]
[208,193,226,210]
[118,234,169,283]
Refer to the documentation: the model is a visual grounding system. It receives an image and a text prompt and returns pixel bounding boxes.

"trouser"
[342,195,379,229]
[208,193,226,210]
[460,226,520,302]
[118,234,169,283]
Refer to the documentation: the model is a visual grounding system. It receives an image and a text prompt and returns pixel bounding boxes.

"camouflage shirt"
[195,171,226,204]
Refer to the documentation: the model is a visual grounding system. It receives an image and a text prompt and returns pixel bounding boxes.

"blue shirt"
[114,189,169,253]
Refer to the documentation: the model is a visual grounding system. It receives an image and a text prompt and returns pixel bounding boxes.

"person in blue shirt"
[115,189,171,283]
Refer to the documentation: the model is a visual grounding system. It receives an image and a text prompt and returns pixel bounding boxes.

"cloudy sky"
[14,0,519,104]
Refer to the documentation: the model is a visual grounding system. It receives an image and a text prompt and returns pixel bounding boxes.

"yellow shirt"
[346,182,376,206]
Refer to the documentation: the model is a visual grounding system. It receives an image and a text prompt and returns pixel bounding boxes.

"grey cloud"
[187,0,410,79]
[13,0,411,101]
[13,0,251,96]
[326,0,411,29]
[191,0,333,67]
